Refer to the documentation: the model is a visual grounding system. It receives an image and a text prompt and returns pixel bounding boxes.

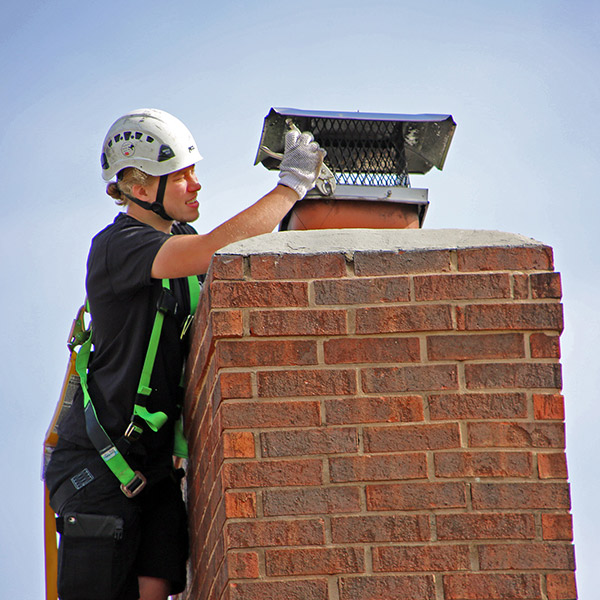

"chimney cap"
[255,107,456,177]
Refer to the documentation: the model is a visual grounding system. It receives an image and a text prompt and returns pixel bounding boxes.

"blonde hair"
[106,168,156,206]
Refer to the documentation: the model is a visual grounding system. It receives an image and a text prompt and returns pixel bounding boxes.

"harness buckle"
[124,420,144,442]
[156,288,179,316]
[120,471,147,498]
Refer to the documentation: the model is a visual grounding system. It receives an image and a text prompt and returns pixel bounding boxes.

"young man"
[45,108,325,600]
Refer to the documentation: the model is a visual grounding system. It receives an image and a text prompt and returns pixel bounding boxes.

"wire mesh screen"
[256,108,456,189]
[305,117,410,187]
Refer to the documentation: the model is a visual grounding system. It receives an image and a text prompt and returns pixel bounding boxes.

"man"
[45,108,324,600]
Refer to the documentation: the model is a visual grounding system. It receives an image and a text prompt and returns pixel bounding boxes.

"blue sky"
[1,1,598,597]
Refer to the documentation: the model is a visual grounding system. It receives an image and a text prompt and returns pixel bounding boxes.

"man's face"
[159,165,201,223]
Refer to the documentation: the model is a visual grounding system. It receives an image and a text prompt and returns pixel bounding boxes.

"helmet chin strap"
[124,175,173,221]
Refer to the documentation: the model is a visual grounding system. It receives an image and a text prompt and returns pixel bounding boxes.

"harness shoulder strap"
[75,312,146,497]
[188,274,200,314]
[132,279,171,432]
[132,275,199,431]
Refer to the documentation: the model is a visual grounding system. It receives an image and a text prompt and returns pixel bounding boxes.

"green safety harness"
[52,276,200,507]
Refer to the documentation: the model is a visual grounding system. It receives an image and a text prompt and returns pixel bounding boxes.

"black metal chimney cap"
[255,107,456,179]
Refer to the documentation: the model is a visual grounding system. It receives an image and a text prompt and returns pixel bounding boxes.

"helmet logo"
[121,142,135,157]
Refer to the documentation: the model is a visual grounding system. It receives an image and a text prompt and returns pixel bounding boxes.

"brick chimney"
[182,228,576,600]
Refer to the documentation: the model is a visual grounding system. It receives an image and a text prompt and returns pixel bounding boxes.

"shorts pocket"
[57,513,124,600]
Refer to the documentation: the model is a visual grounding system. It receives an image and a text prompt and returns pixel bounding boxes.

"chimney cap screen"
[255,107,456,187]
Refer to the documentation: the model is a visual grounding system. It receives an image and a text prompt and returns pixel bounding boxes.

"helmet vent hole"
[158,144,175,162]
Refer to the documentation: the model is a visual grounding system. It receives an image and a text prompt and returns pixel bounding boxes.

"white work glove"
[278,127,326,200]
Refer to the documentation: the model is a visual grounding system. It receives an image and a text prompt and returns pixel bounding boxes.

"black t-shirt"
[57,213,199,477]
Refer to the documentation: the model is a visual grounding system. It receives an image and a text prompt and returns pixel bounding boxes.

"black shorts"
[47,448,188,600]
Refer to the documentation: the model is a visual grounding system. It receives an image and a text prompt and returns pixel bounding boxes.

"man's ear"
[130,183,153,202]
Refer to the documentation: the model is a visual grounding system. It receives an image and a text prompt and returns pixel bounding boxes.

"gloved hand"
[278,126,326,200]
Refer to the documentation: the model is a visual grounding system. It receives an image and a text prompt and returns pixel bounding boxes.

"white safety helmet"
[101,108,202,181]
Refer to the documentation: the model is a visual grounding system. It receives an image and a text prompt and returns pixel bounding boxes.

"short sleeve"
[109,222,168,296]
[88,215,170,299]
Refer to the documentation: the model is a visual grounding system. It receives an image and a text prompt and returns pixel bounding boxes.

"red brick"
[471,482,571,509]
[457,245,554,271]
[364,423,460,452]
[367,482,466,510]
[533,394,565,420]
[188,305,209,362]
[538,453,568,479]
[436,513,535,540]
[542,514,573,540]
[356,305,453,334]
[324,336,420,364]
[513,273,529,299]
[211,310,244,337]
[196,537,227,600]
[265,547,364,576]
[223,432,255,458]
[263,486,361,516]
[187,351,216,415]
[467,422,565,448]
[373,544,470,572]
[354,248,453,275]
[331,514,431,543]
[227,551,259,579]
[193,461,226,528]
[224,492,256,518]
[434,451,532,478]
[228,579,328,600]
[211,254,245,280]
[191,413,223,484]
[226,518,325,548]
[339,574,436,600]
[429,393,527,420]
[443,573,542,599]
[530,333,561,358]
[217,339,318,367]
[250,253,346,279]
[529,333,560,358]
[221,400,321,428]
[211,280,308,308]
[546,572,577,599]
[427,333,525,361]
[249,308,347,336]
[415,272,511,301]
[187,333,213,390]
[223,458,322,488]
[530,272,562,298]
[218,372,253,399]
[260,427,358,457]
[329,453,427,482]
[314,276,410,304]
[459,303,563,331]
[362,365,459,393]
[478,542,575,570]
[325,396,424,424]
[465,362,562,390]
[257,368,356,397]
